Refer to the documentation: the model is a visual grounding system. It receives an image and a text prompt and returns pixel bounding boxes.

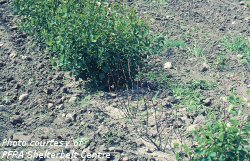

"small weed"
[214,53,229,70]
[171,84,204,112]
[189,80,217,90]
[188,44,205,57]
[103,130,124,146]
[136,71,170,88]
[181,33,191,40]
[148,36,186,57]
[2,96,12,104]
[164,39,187,49]
[80,95,91,107]
[222,37,249,52]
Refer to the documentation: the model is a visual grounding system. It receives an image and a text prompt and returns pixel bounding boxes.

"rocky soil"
[0,0,249,161]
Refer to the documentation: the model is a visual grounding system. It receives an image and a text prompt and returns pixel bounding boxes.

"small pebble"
[19,93,29,102]
[164,62,173,69]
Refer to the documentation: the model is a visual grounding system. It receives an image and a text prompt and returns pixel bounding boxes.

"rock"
[123,157,129,161]
[65,113,76,123]
[108,147,123,153]
[47,103,54,109]
[201,63,209,72]
[203,98,211,106]
[10,26,18,31]
[68,96,78,104]
[19,93,29,102]
[109,93,117,98]
[0,43,3,47]
[9,52,17,59]
[194,115,205,125]
[245,16,250,21]
[155,58,161,63]
[239,1,245,5]
[187,124,198,132]
[21,55,32,61]
[237,54,244,59]
[13,133,32,142]
[164,62,172,69]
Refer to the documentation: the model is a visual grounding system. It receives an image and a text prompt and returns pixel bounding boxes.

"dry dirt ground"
[0,0,249,161]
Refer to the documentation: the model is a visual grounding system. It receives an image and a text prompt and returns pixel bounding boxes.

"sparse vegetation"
[171,84,204,112]
[214,53,229,70]
[222,37,250,66]
[189,44,205,57]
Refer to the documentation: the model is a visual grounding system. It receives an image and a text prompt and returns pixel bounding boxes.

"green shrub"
[176,96,250,161]
[187,119,250,161]
[13,0,152,88]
